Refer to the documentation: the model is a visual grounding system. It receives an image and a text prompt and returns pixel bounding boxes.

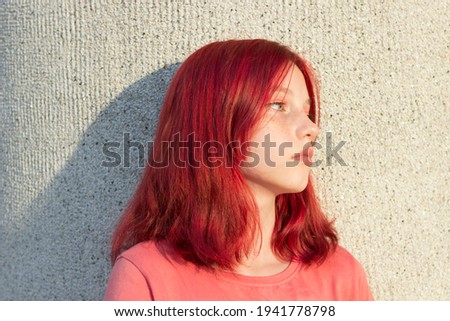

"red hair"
[111,39,337,269]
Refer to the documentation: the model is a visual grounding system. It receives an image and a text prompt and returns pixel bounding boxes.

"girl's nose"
[296,113,319,141]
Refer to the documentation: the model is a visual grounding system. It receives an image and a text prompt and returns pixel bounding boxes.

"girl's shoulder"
[298,245,373,300]
[314,245,367,278]
[117,240,181,269]
[327,245,363,267]
[118,241,161,260]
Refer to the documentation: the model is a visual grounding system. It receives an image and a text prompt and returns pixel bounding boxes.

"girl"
[104,39,373,300]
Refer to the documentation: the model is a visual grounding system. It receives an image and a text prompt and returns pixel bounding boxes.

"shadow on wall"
[3,64,180,300]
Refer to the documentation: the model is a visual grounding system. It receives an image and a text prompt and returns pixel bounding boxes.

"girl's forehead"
[272,65,308,97]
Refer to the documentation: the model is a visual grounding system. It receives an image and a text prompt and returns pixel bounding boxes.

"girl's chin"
[274,180,309,195]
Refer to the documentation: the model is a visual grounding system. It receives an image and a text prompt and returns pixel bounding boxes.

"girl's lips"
[293,146,314,163]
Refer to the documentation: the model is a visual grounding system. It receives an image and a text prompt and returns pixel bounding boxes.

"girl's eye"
[269,102,286,111]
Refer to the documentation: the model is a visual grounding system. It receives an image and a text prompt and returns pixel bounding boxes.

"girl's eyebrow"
[274,87,293,95]
[273,87,311,106]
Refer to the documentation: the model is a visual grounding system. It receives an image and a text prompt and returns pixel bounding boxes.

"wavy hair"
[111,39,337,269]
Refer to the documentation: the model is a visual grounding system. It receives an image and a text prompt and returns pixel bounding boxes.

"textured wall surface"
[1,0,449,300]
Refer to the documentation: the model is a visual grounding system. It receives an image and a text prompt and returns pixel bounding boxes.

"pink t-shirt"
[104,241,373,301]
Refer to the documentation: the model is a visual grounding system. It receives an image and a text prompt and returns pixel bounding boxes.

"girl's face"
[240,64,319,196]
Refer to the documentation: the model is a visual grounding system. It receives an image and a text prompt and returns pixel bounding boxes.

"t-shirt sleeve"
[104,256,153,301]
[354,259,374,301]
[320,246,374,301]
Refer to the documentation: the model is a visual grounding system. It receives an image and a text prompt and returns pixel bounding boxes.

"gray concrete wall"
[1,0,448,300]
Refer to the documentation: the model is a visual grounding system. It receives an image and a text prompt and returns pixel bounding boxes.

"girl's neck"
[235,185,289,276]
